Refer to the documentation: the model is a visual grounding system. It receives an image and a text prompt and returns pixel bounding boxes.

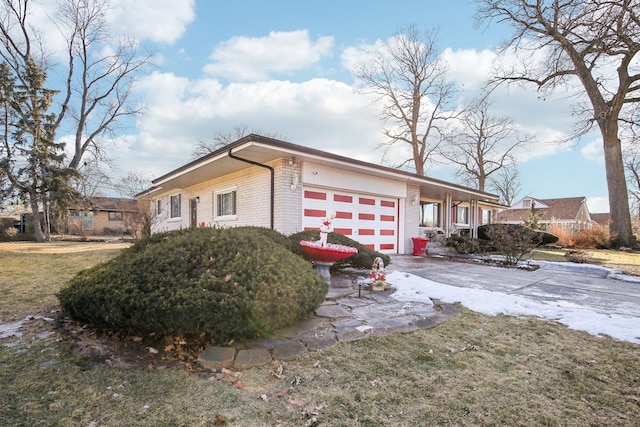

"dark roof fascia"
[148,133,502,203]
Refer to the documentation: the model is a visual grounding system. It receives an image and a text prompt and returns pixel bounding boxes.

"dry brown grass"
[0,241,128,320]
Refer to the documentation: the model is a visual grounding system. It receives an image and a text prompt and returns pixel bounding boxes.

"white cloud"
[587,197,609,213]
[108,0,195,44]
[203,30,334,81]
[442,47,495,91]
[25,0,194,63]
[340,39,386,75]
[110,73,383,181]
[581,138,604,163]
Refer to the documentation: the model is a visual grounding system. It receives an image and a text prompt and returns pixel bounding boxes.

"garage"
[302,187,399,253]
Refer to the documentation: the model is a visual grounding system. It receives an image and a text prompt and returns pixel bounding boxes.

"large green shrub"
[288,230,391,269]
[58,227,327,342]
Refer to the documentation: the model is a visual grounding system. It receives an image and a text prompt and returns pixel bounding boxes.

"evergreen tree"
[0,60,78,241]
[523,200,544,231]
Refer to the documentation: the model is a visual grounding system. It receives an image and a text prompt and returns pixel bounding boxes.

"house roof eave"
[142,134,503,204]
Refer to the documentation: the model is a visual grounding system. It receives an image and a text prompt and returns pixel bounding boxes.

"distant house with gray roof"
[497,196,597,233]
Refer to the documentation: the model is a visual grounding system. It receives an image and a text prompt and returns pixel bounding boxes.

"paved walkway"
[388,255,640,318]
[198,270,458,370]
[198,254,640,370]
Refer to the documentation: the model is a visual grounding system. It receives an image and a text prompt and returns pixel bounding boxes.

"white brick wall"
[274,159,303,235]
[404,184,421,253]
[151,160,301,234]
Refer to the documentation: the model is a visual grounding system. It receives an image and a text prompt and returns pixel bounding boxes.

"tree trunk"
[602,122,634,247]
[29,192,44,243]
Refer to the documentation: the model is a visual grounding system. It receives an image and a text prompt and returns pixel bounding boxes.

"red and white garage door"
[302,187,399,253]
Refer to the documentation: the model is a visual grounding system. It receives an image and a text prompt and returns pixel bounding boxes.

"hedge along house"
[138,135,504,254]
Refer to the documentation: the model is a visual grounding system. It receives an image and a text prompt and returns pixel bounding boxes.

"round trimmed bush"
[58,227,327,342]
[477,223,559,245]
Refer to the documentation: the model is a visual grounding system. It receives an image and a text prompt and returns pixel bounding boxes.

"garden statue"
[318,212,335,247]
[299,210,357,284]
[369,257,386,282]
[367,257,390,291]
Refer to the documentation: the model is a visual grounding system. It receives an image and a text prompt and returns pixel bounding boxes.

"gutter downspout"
[228,148,275,230]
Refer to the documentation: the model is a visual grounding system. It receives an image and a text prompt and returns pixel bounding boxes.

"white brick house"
[138,135,504,254]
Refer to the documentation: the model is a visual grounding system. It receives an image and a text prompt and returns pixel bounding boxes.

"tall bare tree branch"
[439,94,533,191]
[354,24,458,175]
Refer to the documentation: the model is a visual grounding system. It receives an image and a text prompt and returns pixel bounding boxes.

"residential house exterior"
[138,135,504,254]
[590,212,611,230]
[497,196,595,233]
[68,196,140,236]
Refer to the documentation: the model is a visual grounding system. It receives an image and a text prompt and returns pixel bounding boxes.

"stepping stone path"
[197,275,457,370]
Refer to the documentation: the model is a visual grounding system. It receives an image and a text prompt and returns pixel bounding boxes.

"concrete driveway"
[388,255,640,319]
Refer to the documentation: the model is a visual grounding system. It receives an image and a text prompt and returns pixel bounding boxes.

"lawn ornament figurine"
[318,212,335,247]
[367,257,390,291]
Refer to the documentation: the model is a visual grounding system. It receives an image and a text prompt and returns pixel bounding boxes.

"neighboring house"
[68,196,140,236]
[590,212,611,230]
[497,196,595,233]
[138,135,504,254]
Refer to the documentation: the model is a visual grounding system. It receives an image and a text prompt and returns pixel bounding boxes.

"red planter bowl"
[300,240,358,263]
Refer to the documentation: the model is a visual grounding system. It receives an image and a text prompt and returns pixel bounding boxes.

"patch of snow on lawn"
[388,270,640,344]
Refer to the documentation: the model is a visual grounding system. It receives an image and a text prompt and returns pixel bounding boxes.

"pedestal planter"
[411,237,429,256]
[300,240,358,284]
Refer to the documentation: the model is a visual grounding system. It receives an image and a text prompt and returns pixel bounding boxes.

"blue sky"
[39,0,610,212]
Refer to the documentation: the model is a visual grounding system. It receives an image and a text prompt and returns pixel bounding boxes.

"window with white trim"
[215,189,236,218]
[420,202,441,227]
[457,206,469,225]
[170,194,181,218]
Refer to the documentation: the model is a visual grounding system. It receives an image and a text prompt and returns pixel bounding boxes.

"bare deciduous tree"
[191,124,283,159]
[476,0,640,247]
[625,146,640,216]
[54,0,155,170]
[354,24,458,175]
[440,95,533,191]
[488,166,522,206]
[113,172,155,238]
[0,0,154,240]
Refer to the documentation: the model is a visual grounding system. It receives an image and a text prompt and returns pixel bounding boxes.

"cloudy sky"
[40,0,611,212]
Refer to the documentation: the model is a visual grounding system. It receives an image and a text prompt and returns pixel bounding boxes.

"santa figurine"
[318,211,336,247]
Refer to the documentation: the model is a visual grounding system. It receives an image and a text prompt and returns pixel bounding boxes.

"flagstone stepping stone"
[300,330,337,351]
[316,304,351,318]
[197,346,235,370]
[366,317,410,330]
[331,318,365,332]
[336,328,367,342]
[234,348,272,369]
[413,317,442,330]
[271,341,307,361]
[272,317,330,338]
[338,298,372,308]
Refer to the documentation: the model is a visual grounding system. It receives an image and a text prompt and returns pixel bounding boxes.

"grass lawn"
[1,242,639,426]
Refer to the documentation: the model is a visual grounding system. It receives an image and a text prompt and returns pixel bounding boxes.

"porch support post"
[471,199,478,238]
[445,194,452,237]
